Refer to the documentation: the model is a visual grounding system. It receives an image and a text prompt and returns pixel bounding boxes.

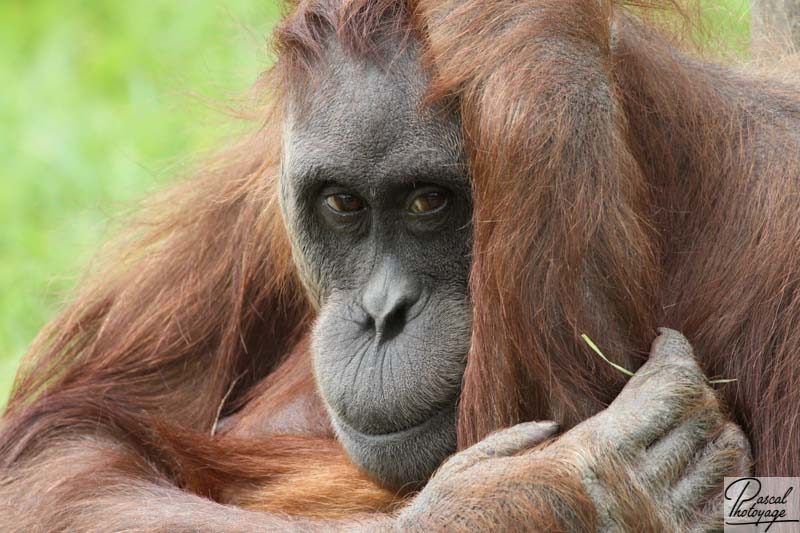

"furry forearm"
[0,438,388,533]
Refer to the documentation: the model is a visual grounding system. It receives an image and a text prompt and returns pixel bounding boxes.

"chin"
[332,402,459,490]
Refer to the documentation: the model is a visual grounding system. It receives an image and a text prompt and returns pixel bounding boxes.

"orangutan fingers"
[438,421,560,477]
[638,403,723,491]
[603,373,710,454]
[623,328,706,395]
[604,329,713,451]
[673,423,752,527]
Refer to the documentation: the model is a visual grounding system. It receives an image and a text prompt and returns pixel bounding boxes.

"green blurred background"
[0,1,750,406]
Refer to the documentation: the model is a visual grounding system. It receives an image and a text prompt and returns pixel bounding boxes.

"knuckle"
[660,359,706,384]
[629,365,709,408]
[655,364,710,397]
[440,453,469,471]
[687,386,723,415]
[682,403,724,436]
[715,423,752,456]
[702,423,753,476]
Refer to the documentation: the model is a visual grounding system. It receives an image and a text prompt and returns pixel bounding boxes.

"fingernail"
[651,328,694,360]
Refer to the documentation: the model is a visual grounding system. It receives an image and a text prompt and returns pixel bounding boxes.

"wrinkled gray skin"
[280,38,471,489]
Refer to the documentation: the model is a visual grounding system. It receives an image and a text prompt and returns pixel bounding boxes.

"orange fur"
[1,1,798,530]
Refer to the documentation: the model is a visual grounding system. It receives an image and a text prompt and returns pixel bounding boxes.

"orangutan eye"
[325,193,365,214]
[408,190,448,215]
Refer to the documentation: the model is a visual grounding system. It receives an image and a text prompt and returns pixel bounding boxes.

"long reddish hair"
[2,0,798,490]
[418,0,800,480]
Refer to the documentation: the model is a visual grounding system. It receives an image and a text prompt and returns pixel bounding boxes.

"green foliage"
[0,1,751,406]
[0,1,282,404]
[702,0,751,55]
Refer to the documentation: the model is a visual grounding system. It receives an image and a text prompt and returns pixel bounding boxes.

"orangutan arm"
[0,436,390,533]
[212,329,747,531]
[392,329,751,532]
[0,442,389,532]
[3,329,733,532]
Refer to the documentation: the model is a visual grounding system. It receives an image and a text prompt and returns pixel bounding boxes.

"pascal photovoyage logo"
[725,477,800,532]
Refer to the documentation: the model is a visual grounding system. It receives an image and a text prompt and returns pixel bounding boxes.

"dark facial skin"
[279,37,472,489]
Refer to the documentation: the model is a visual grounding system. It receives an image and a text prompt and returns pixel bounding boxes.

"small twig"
[581,333,634,377]
[211,374,242,436]
[580,333,736,385]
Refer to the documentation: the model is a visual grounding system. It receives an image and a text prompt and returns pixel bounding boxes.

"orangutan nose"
[361,257,421,343]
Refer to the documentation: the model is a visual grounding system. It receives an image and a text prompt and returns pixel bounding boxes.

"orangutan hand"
[393,328,751,532]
